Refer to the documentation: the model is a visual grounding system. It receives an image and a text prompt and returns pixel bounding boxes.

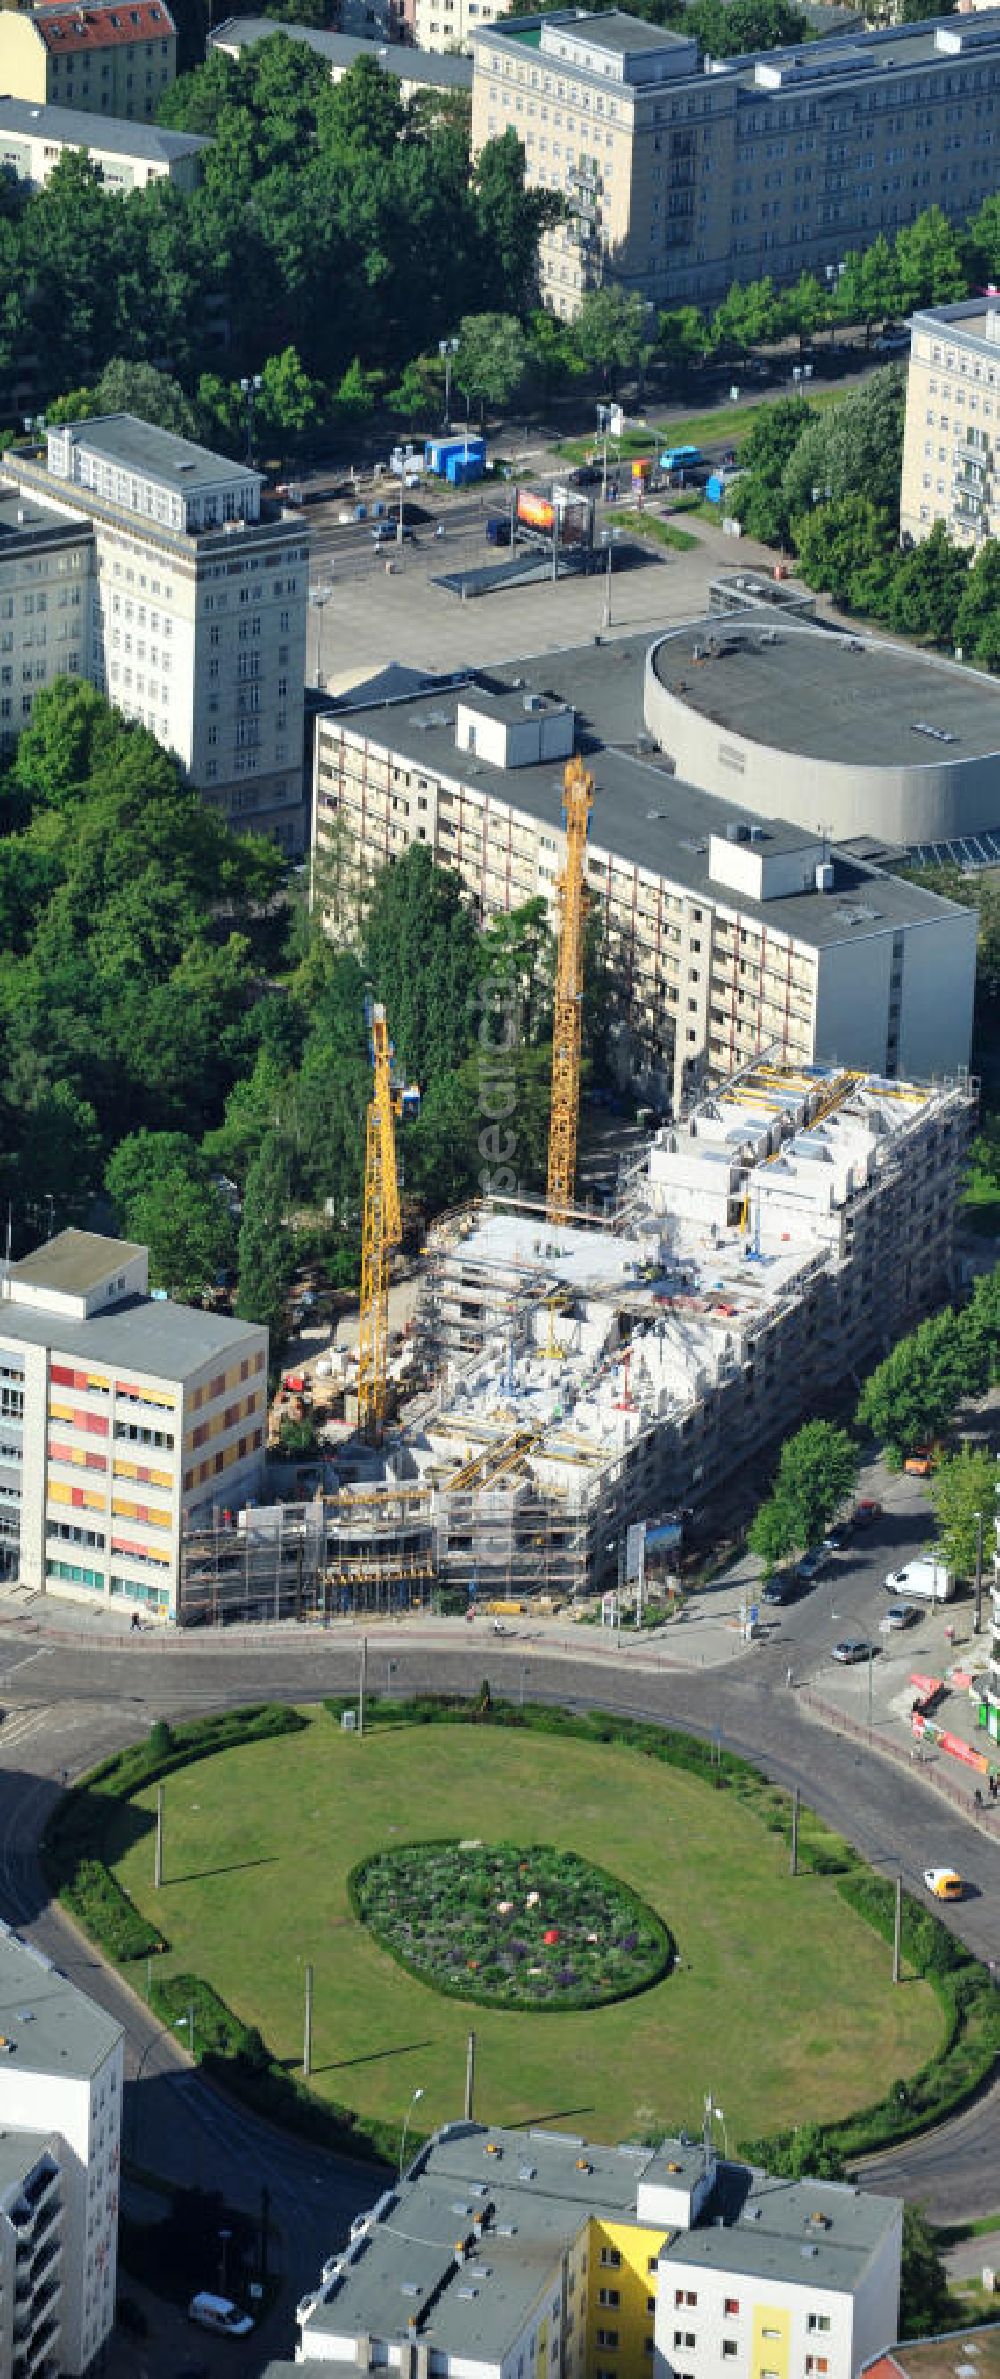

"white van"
[188,2293,254,2337]
[882,1558,954,1604]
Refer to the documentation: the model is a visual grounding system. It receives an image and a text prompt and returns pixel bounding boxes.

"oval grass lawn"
[108,1713,942,2146]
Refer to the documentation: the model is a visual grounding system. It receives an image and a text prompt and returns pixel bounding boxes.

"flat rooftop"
[0,1922,121,2082]
[0,95,209,157]
[211,17,473,84]
[543,10,695,49]
[304,2130,899,2367]
[0,1291,261,1382]
[650,618,1000,768]
[664,2171,900,2292]
[328,637,965,950]
[8,1228,142,1299]
[482,4,1000,90]
[0,485,91,547]
[53,413,259,494]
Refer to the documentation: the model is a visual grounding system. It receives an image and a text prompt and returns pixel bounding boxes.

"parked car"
[188,2296,253,2339]
[372,521,415,546]
[795,1549,826,1584]
[903,1444,938,1477]
[822,1527,845,1553]
[832,1637,878,1664]
[853,1498,882,1527]
[923,1866,965,1901]
[762,1572,799,1606]
[873,328,911,353]
[880,1603,920,1633]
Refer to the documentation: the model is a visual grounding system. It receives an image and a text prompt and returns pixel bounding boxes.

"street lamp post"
[309,584,332,687]
[399,2085,425,2182]
[439,338,459,431]
[240,374,262,471]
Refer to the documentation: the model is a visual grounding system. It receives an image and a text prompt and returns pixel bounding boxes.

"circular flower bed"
[349,1840,674,2011]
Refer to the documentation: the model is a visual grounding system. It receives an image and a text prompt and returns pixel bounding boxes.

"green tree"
[454,312,528,423]
[572,287,654,388]
[724,393,812,546]
[954,540,1000,671]
[894,205,966,314]
[478,897,554,1044]
[887,522,968,645]
[335,355,378,428]
[656,305,710,380]
[837,234,900,340]
[749,1421,858,1567]
[362,844,480,1083]
[387,356,438,423]
[93,358,200,436]
[929,1446,996,1583]
[236,1132,294,1348]
[791,492,897,613]
[472,130,560,313]
[856,1308,968,1464]
[687,0,806,51]
[899,2206,952,2340]
[747,1495,797,1576]
[106,1130,235,1300]
[782,365,906,521]
[710,275,784,362]
[258,345,324,442]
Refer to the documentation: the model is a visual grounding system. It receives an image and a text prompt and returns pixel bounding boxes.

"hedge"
[150,1969,399,2170]
[61,1858,167,1964]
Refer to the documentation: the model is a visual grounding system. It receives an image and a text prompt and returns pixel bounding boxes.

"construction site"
[178,756,975,1627]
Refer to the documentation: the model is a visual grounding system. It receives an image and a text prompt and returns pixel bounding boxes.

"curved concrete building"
[644,618,1000,847]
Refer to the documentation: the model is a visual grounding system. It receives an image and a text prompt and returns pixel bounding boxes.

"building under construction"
[179,1061,973,1625]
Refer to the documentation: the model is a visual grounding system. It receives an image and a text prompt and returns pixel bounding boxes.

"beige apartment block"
[4,412,310,851]
[312,635,975,1112]
[0,93,208,187]
[472,7,1000,317]
[900,295,1000,548]
[410,0,513,56]
[0,484,93,759]
[0,0,176,119]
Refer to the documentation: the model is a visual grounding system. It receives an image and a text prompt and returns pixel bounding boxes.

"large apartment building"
[4,414,310,851]
[0,1228,268,1620]
[471,7,1000,316]
[0,1921,123,2379]
[312,637,975,1112]
[0,484,92,757]
[292,2121,902,2379]
[899,295,1000,547]
[0,0,176,119]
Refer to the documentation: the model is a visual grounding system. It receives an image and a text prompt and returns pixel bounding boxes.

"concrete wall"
[643,638,1000,846]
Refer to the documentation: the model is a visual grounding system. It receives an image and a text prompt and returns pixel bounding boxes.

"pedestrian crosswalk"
[0,1707,50,1757]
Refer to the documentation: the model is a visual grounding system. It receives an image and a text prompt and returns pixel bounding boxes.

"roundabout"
[97,1704,941,2151]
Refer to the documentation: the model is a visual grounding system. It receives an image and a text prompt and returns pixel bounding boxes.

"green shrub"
[62,1859,167,1962]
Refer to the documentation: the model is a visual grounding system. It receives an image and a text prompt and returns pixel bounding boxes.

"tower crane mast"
[357,1003,403,1445]
[546,754,594,1225]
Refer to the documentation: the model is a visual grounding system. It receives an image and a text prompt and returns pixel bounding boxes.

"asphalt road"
[0,1550,997,2355]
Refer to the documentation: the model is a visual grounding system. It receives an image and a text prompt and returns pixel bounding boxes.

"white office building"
[4,413,310,853]
[0,1922,124,2378]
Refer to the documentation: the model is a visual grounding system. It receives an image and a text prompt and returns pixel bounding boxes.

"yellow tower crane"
[357,1002,403,1446]
[547,754,594,1226]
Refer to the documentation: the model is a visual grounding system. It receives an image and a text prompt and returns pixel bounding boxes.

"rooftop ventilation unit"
[911,720,959,744]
